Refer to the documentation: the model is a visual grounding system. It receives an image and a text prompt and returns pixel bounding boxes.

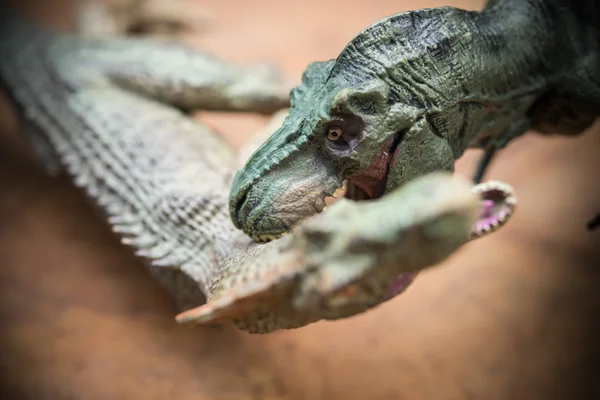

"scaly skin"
[229,0,599,242]
[0,9,517,333]
[0,8,292,311]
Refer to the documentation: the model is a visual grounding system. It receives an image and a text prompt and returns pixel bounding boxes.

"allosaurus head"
[178,173,517,333]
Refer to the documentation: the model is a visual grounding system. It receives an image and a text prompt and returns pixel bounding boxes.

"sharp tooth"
[253,233,280,242]
[505,196,518,207]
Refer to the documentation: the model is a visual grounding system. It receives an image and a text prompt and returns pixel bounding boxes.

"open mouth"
[470,180,517,238]
[325,133,403,205]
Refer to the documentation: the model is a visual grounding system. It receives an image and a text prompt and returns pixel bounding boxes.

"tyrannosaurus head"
[229,60,452,241]
[229,11,458,241]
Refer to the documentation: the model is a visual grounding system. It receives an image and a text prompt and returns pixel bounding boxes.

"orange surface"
[1,1,599,399]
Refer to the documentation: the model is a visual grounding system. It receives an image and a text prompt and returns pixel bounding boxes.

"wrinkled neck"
[476,0,569,59]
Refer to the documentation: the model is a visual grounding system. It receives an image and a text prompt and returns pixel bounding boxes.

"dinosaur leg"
[72,1,292,114]
[82,37,292,114]
[75,0,212,38]
[472,146,497,184]
[472,118,531,183]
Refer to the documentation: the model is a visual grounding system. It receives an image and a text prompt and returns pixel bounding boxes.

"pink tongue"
[482,199,495,217]
[474,199,498,232]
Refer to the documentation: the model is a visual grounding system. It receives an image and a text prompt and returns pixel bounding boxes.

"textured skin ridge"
[331,7,470,105]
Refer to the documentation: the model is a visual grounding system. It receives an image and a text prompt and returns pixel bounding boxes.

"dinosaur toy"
[229,0,599,241]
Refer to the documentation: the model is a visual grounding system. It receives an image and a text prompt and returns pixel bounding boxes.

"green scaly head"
[230,10,461,241]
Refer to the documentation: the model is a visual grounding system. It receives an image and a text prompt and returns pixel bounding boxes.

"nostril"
[238,190,249,212]
[229,185,250,228]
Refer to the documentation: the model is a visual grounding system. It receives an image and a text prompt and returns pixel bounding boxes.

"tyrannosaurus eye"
[327,128,343,141]
[323,116,364,155]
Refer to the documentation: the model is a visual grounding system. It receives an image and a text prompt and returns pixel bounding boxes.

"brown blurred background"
[1,0,599,399]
